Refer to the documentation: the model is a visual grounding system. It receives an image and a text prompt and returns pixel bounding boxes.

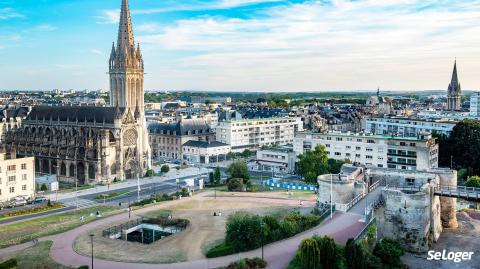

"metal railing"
[102,218,143,238]
[384,183,423,192]
[435,185,480,200]
[355,217,376,243]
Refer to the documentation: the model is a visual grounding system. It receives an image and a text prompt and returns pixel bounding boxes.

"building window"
[7,165,16,171]
[22,185,27,191]
[367,139,375,144]
[21,163,27,170]
[22,174,27,180]
[8,176,16,182]
[335,152,341,156]
[9,187,15,193]
[356,147,361,150]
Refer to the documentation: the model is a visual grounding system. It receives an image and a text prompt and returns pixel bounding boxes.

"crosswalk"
[60,198,98,209]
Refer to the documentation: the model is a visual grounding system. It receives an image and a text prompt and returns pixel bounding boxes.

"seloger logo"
[427,250,475,263]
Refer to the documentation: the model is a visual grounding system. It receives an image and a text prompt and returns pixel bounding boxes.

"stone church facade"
[6,0,150,184]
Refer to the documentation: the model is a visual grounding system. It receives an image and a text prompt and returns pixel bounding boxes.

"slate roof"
[148,119,211,135]
[25,105,125,124]
[183,140,229,148]
[0,106,30,120]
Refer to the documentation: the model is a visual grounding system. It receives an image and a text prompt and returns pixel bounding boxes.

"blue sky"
[1,0,480,92]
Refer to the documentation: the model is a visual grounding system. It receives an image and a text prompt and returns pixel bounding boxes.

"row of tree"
[297,145,351,184]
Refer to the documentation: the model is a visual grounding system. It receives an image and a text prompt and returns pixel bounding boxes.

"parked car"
[34,196,48,204]
[17,195,33,204]
[0,201,11,210]
[10,199,27,208]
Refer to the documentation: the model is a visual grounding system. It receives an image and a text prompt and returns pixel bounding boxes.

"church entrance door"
[77,163,86,185]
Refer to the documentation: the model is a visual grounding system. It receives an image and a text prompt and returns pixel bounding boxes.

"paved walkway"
[1,192,367,269]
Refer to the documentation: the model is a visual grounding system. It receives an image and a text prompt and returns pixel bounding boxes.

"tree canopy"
[227,161,250,181]
[465,176,480,188]
[297,145,329,184]
[436,119,480,175]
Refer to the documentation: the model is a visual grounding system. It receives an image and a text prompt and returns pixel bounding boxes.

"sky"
[0,0,479,92]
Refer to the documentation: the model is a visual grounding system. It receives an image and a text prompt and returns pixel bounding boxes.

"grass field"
[0,241,71,269]
[0,206,123,248]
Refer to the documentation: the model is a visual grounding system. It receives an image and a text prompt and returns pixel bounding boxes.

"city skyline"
[1,0,480,92]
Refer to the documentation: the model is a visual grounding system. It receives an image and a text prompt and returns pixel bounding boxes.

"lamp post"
[89,233,95,269]
[261,222,265,260]
[330,174,333,219]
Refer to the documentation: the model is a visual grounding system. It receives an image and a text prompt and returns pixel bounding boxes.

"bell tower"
[109,0,144,110]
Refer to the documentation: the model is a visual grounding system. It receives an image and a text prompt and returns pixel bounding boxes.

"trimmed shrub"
[206,241,236,258]
[226,257,267,269]
[160,165,170,174]
[299,238,321,269]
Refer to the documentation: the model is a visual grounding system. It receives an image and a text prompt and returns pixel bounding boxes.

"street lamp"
[89,233,95,269]
[330,174,333,219]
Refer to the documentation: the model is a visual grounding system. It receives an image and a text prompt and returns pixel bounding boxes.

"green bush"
[145,169,154,177]
[206,241,235,258]
[299,238,321,269]
[226,257,267,269]
[228,161,250,181]
[227,178,244,192]
[226,212,263,252]
[160,165,170,173]
[465,176,480,188]
[0,259,17,269]
[40,183,48,192]
[314,235,337,269]
[373,237,405,268]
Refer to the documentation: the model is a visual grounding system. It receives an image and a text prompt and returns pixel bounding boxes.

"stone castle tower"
[109,0,145,110]
[447,60,461,111]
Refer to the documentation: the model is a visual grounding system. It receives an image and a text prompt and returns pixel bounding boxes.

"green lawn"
[94,191,130,201]
[0,206,123,249]
[0,241,72,269]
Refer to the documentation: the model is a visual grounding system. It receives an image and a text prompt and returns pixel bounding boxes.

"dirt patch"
[402,212,480,269]
[73,198,296,264]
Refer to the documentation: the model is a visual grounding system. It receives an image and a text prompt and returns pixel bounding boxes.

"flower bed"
[0,203,64,219]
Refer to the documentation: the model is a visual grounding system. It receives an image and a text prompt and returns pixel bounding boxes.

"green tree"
[436,120,480,175]
[299,238,321,269]
[373,238,405,268]
[40,183,48,192]
[328,158,351,174]
[315,236,337,269]
[344,238,367,269]
[209,172,215,184]
[145,169,153,177]
[226,212,263,252]
[298,145,329,184]
[160,165,170,174]
[213,167,222,185]
[465,176,480,188]
[227,161,250,181]
[227,178,244,192]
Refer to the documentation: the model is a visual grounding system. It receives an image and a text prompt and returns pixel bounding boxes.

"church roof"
[448,60,461,95]
[118,0,134,49]
[25,106,125,124]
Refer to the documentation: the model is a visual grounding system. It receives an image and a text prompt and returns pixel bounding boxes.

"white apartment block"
[294,132,438,171]
[470,92,480,117]
[365,116,457,136]
[0,153,35,203]
[216,117,303,152]
[254,147,296,174]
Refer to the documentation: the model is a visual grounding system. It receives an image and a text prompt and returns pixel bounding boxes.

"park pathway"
[1,191,367,269]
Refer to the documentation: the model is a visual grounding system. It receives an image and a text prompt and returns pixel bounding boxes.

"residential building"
[365,116,457,136]
[470,92,480,117]
[216,117,303,152]
[294,131,438,171]
[182,141,231,164]
[253,146,296,174]
[447,61,462,111]
[0,153,35,203]
[148,118,214,160]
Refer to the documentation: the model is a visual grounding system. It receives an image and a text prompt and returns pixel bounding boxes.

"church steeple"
[447,60,462,111]
[109,0,144,110]
[117,0,134,50]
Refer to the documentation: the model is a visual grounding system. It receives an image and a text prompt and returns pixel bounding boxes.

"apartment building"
[148,118,214,160]
[365,116,457,136]
[470,92,480,117]
[254,146,296,174]
[216,117,303,152]
[294,131,438,171]
[0,153,35,203]
[182,141,231,164]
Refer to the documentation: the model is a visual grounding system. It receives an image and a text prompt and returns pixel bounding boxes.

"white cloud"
[96,9,119,24]
[137,0,480,91]
[0,7,23,20]
[90,49,103,55]
[137,23,161,33]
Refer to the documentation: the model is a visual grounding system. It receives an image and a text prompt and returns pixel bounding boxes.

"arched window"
[88,164,95,180]
[60,162,66,176]
[69,164,75,177]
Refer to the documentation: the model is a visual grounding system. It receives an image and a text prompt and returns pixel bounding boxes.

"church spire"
[117,0,134,50]
[450,60,459,87]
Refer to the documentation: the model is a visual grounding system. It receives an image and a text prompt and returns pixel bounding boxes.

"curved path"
[2,192,367,269]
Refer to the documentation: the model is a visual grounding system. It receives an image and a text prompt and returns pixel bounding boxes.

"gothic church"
[7,0,150,184]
